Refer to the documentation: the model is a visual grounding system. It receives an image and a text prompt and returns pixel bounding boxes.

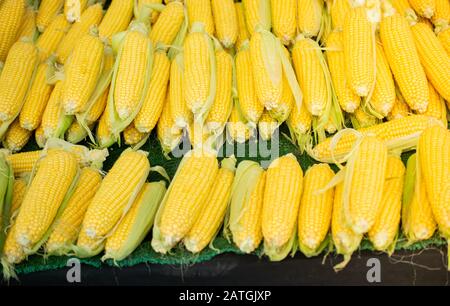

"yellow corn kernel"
[98,0,134,42]
[7,150,41,177]
[184,157,236,253]
[258,110,279,141]
[64,0,89,22]
[16,6,37,42]
[36,14,70,62]
[134,50,170,133]
[297,0,323,38]
[271,0,296,44]
[46,167,102,255]
[212,0,238,48]
[387,95,411,121]
[368,156,405,252]
[409,0,435,18]
[56,4,104,64]
[298,164,335,257]
[0,0,25,63]
[36,0,64,32]
[3,119,31,152]
[227,102,253,143]
[330,0,352,31]
[242,0,271,35]
[186,0,215,35]
[263,154,303,260]
[422,82,447,125]
[152,150,219,253]
[149,1,184,46]
[235,2,250,49]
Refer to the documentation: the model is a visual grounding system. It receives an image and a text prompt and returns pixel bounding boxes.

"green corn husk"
[0,154,15,255]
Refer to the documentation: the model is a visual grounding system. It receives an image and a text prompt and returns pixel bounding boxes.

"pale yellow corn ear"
[64,0,89,23]
[368,156,405,252]
[325,30,360,113]
[343,136,388,234]
[343,6,376,97]
[152,150,218,254]
[411,22,450,103]
[79,150,150,246]
[7,150,41,177]
[149,1,185,46]
[96,102,116,148]
[65,120,89,144]
[41,81,73,139]
[36,14,71,62]
[3,119,32,153]
[432,0,450,26]
[35,125,48,148]
[186,0,215,35]
[123,123,149,146]
[242,0,271,35]
[227,102,253,144]
[0,0,26,62]
[185,156,236,253]
[271,0,296,44]
[350,107,379,129]
[103,181,166,262]
[235,2,250,49]
[19,62,54,131]
[437,26,450,56]
[75,229,104,258]
[46,166,102,255]
[297,0,323,38]
[369,43,396,117]
[56,3,104,64]
[206,47,233,135]
[402,154,436,243]
[387,95,411,121]
[212,0,238,48]
[422,82,447,125]
[14,149,78,252]
[227,160,265,254]
[298,163,335,257]
[263,154,303,261]
[379,6,429,113]
[11,178,27,214]
[16,6,37,42]
[0,41,38,123]
[169,53,192,129]
[258,110,279,141]
[85,86,109,124]
[268,73,294,123]
[98,0,134,42]
[287,102,312,142]
[418,126,450,241]
[157,91,183,156]
[3,223,26,266]
[330,0,352,30]
[134,50,170,133]
[37,0,65,32]
[236,44,264,125]
[408,0,435,18]
[332,183,363,271]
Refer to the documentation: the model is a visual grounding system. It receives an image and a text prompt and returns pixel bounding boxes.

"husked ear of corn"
[98,0,134,42]
[123,123,149,148]
[408,0,435,18]
[6,150,41,177]
[16,6,38,42]
[152,149,218,254]
[185,156,236,253]
[78,149,150,256]
[436,26,450,56]
[297,164,335,257]
[432,0,450,26]
[65,121,90,144]
[402,154,436,244]
[149,1,185,47]
[227,101,254,144]
[225,160,265,254]
[102,181,166,262]
[169,53,192,129]
[96,100,116,149]
[35,125,48,148]
[297,0,323,39]
[271,0,296,45]
[157,91,183,157]
[0,0,25,64]
[64,0,89,23]
[10,178,27,215]
[330,0,352,30]
[3,119,32,152]
[242,0,271,35]
[36,0,65,32]
[235,2,250,49]
[212,0,238,48]
[36,14,71,62]
[258,110,279,141]
[350,107,379,129]
[368,156,405,253]
[286,102,312,151]
[0,152,14,253]
[2,224,26,278]
[263,154,303,261]
[387,95,411,121]
[422,82,447,126]
[186,0,215,35]
[388,0,416,18]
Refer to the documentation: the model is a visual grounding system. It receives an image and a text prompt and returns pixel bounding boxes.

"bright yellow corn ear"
[297,0,323,39]
[387,95,411,121]
[287,102,312,151]
[402,154,436,244]
[11,178,27,215]
[103,181,166,262]
[36,0,65,32]
[157,91,183,157]
[95,103,116,149]
[123,123,149,147]
[0,0,25,63]
[98,0,134,42]
[185,157,236,253]
[56,3,104,64]
[258,110,279,141]
[36,14,71,62]
[16,6,38,42]
[379,4,429,113]
[235,2,250,49]
[7,150,41,177]
[3,119,32,153]
[350,107,379,129]
[408,0,435,18]
[422,82,447,126]
[271,0,296,45]
[263,154,303,261]
[35,125,47,148]
[152,150,218,254]
[212,0,238,48]
[65,121,90,144]
[186,0,215,35]
[2,223,26,275]
[432,0,450,26]
[168,53,190,129]
[436,26,450,56]
[330,0,352,30]
[149,1,185,46]
[227,101,254,144]
[64,0,89,22]
[225,160,265,254]
[298,164,334,257]
[368,156,405,253]
[388,0,415,18]
[242,0,271,35]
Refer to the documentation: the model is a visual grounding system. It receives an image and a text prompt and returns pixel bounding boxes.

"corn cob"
[185,157,236,253]
[330,0,352,30]
[7,151,41,177]
[96,102,115,148]
[11,178,27,214]
[287,102,312,145]
[157,91,183,156]
[437,26,450,55]
[298,164,335,257]
[369,43,396,117]
[46,167,102,255]
[134,50,170,133]
[84,86,109,125]
[263,154,303,261]
[169,54,192,129]
[388,0,415,18]
[408,0,435,18]
[205,46,233,135]
[35,125,47,148]
[56,3,104,64]
[79,150,150,253]
[297,0,323,38]
[149,1,185,46]
[258,110,279,141]
[402,153,437,243]
[212,0,237,48]
[387,96,411,120]
[368,156,405,252]
[152,150,218,254]
[227,102,253,143]
[98,0,134,42]
[379,5,429,112]
[123,123,149,146]
[242,0,271,35]
[271,0,296,44]
[0,41,38,125]
[342,6,376,97]
[65,121,89,144]
[325,30,360,113]
[350,107,379,129]
[36,14,70,62]
[19,63,54,131]
[103,181,166,262]
[16,6,37,42]
[2,224,26,267]
[76,229,104,257]
[37,0,64,32]
[236,44,264,125]
[186,0,215,35]
[235,2,250,49]
[0,0,25,64]
[227,161,265,253]
[64,0,89,22]
[411,22,450,102]
[432,0,450,26]
[422,82,447,125]
[14,149,78,252]
[3,119,32,153]
[268,74,294,123]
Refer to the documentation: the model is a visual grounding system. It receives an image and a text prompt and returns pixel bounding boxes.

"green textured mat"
[10,127,448,275]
